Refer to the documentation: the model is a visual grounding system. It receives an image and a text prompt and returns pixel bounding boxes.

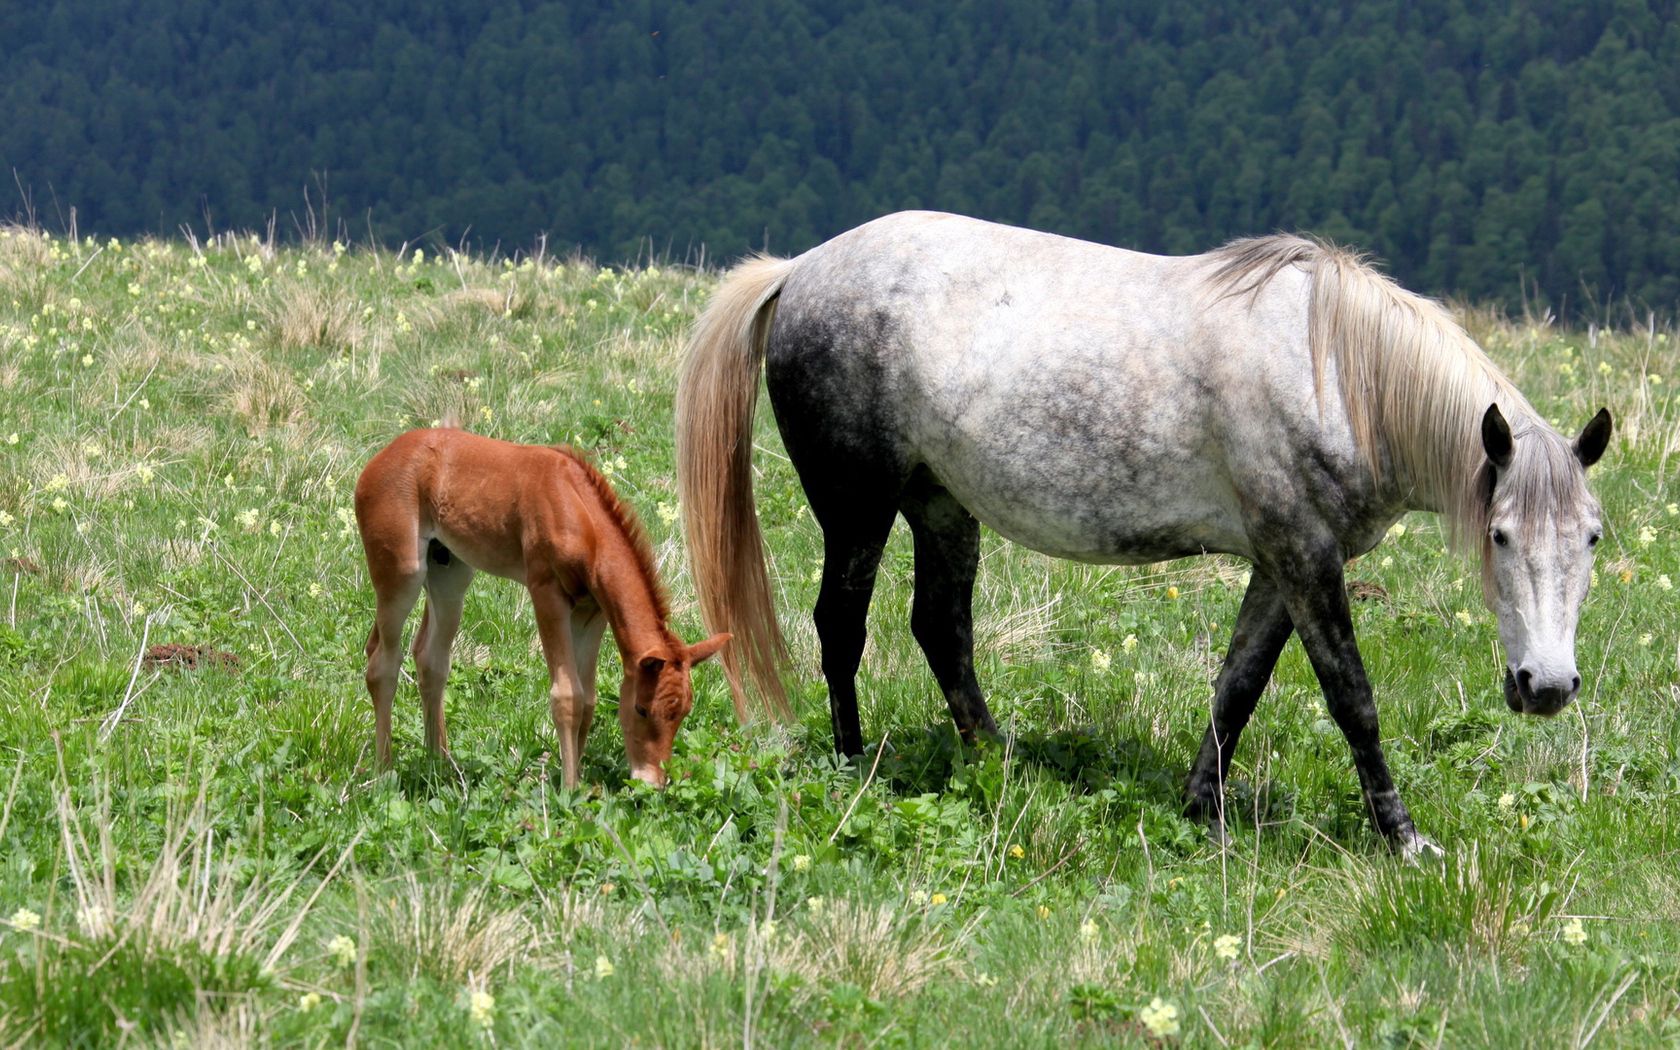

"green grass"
[0,226,1676,1046]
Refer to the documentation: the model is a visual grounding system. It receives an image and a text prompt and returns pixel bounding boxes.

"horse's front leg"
[1183,571,1295,838]
[1270,543,1441,860]
[529,580,589,788]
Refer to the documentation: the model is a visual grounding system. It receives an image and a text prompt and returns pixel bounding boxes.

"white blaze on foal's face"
[1479,405,1611,717]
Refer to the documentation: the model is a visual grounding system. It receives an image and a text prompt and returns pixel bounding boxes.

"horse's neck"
[568,483,671,658]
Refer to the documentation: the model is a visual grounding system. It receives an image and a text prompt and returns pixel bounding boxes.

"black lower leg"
[1276,549,1421,848]
[1183,572,1294,823]
[902,477,996,742]
[813,516,895,758]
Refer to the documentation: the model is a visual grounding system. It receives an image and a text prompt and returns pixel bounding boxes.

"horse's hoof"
[1205,818,1230,848]
[1398,831,1446,864]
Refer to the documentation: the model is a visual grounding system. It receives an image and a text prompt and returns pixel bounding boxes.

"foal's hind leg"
[1183,572,1294,837]
[411,543,474,758]
[364,554,425,770]
[900,474,997,743]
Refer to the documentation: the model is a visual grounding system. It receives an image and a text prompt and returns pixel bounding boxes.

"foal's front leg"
[1270,542,1440,859]
[529,579,590,788]
[570,606,608,762]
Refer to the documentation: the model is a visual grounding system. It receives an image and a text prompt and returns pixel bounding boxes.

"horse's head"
[619,632,731,786]
[1478,405,1612,717]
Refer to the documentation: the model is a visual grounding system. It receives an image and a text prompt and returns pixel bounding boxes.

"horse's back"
[765,213,1322,563]
[357,429,589,584]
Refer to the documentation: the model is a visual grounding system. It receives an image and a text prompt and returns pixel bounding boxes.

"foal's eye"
[1491,529,1508,548]
[1588,533,1601,548]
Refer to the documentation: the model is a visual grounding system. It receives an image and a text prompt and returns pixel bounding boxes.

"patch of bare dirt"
[142,644,240,672]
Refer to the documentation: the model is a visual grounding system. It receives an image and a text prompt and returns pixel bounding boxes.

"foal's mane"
[550,445,671,624]
[1205,235,1586,560]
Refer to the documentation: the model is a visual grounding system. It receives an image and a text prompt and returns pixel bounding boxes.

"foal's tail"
[676,255,798,722]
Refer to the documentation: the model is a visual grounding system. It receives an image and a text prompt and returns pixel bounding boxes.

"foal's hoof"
[1396,830,1446,865]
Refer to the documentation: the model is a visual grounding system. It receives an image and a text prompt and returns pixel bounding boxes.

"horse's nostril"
[1516,668,1533,698]
[1571,675,1581,693]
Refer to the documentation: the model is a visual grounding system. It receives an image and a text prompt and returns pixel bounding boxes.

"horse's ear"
[686,633,731,665]
[1481,404,1513,471]
[1574,408,1612,468]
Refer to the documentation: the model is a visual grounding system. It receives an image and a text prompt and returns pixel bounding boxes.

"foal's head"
[1477,405,1612,717]
[619,633,731,786]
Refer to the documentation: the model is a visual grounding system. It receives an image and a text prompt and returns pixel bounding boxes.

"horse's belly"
[930,445,1251,563]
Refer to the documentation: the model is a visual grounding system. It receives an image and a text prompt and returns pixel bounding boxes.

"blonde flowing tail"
[676,256,797,722]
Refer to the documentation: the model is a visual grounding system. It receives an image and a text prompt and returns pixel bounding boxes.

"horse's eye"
[1588,533,1601,548]
[1492,529,1508,548]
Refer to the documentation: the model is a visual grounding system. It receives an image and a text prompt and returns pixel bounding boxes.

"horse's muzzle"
[1505,666,1577,717]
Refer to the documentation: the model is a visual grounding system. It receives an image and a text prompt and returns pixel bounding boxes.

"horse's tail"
[676,255,797,722]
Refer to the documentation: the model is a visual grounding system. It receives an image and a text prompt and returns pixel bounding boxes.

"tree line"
[3,0,1677,313]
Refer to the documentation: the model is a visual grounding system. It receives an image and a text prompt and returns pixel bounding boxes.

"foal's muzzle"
[1504,666,1579,717]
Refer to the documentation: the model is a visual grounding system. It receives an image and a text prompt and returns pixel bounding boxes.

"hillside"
[3,0,1679,313]
[0,228,1676,1043]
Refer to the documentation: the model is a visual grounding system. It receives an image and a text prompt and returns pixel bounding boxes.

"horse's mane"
[1205,234,1587,566]
[550,445,672,626]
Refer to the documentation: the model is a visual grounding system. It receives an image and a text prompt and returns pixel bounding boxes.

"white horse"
[676,211,1611,857]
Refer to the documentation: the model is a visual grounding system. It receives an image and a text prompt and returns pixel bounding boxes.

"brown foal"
[354,428,729,787]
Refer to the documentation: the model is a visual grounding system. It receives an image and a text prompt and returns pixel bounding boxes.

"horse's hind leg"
[812,501,898,758]
[412,541,473,758]
[1183,572,1294,835]
[900,473,997,743]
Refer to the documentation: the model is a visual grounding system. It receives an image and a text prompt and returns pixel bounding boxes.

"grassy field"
[0,226,1675,1047]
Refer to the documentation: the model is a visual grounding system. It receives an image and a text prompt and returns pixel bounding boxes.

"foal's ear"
[686,633,731,665]
[1574,408,1612,468]
[1480,404,1514,471]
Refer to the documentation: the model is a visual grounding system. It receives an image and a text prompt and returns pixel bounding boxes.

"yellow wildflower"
[8,908,40,931]
[1561,917,1587,945]
[1214,933,1241,960]
[594,955,615,979]
[298,992,322,1012]
[1009,844,1025,859]
[327,934,357,968]
[469,990,495,1028]
[1139,997,1180,1038]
